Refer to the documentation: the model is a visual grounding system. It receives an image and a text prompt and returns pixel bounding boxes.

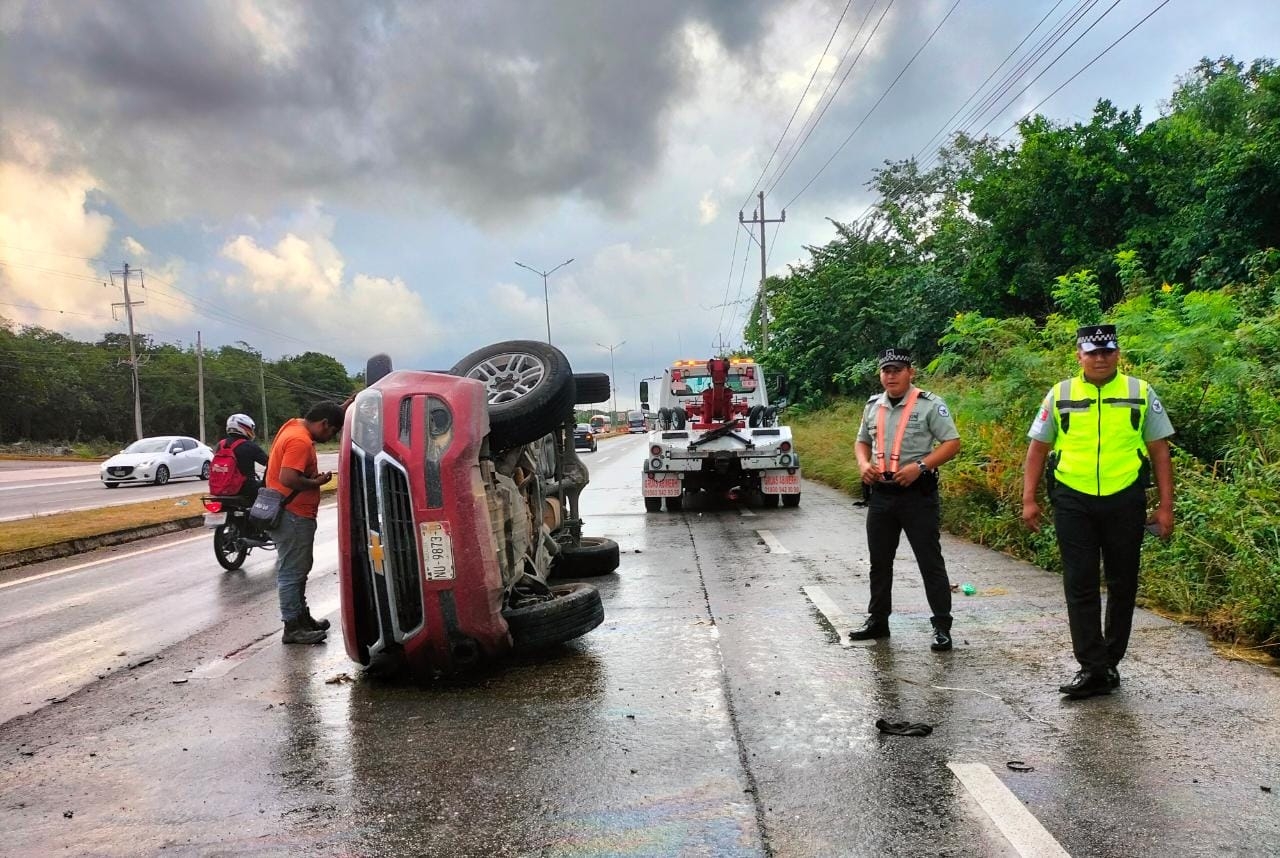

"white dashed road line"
[756,529,789,554]
[801,584,855,648]
[0,533,209,591]
[947,762,1071,857]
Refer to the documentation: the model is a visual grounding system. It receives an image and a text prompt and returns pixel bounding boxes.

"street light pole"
[515,258,574,344]
[597,340,626,421]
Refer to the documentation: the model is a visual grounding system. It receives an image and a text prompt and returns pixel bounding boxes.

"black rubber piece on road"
[644,496,662,512]
[552,536,620,578]
[502,583,604,650]
[214,523,247,570]
[450,340,575,451]
[573,372,611,405]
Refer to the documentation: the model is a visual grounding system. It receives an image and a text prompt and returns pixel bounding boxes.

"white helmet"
[226,413,256,437]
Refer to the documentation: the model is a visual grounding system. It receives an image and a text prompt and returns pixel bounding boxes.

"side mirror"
[770,375,787,398]
[639,381,649,410]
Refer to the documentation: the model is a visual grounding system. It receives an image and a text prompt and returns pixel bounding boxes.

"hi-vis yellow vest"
[1051,373,1150,496]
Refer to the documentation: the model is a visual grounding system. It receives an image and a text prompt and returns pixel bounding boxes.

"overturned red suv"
[337,340,620,676]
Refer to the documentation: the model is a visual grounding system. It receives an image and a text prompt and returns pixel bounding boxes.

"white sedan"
[100,436,214,488]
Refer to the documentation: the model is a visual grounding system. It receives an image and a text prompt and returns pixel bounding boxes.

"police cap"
[1077,324,1118,352]
[877,348,912,368]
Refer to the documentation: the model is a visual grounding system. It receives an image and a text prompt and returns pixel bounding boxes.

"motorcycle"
[201,495,275,570]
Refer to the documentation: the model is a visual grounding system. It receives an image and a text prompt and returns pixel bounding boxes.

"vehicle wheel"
[200,461,211,480]
[761,492,780,507]
[666,493,684,512]
[782,493,801,508]
[748,404,764,427]
[644,497,662,513]
[366,353,394,386]
[671,408,687,430]
[573,372,611,405]
[450,340,575,450]
[214,523,248,570]
[154,465,170,486]
[552,536,620,578]
[503,583,604,650]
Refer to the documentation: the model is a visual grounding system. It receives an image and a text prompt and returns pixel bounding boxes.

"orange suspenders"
[875,388,921,475]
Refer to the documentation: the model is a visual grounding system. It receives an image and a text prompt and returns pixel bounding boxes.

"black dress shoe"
[848,619,890,641]
[1058,670,1112,698]
[930,628,953,651]
[1106,666,1120,689]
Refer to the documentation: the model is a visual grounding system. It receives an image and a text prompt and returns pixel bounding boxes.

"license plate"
[643,473,682,497]
[763,472,801,494]
[203,512,226,527]
[419,521,455,581]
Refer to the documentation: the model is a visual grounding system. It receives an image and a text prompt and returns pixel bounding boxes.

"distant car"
[101,435,214,488]
[573,423,598,452]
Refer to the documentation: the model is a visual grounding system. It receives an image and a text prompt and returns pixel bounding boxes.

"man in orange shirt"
[265,401,346,644]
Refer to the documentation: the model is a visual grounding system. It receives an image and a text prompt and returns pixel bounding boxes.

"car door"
[173,438,197,477]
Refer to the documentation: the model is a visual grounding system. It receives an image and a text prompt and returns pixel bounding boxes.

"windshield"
[670,373,756,396]
[627,411,644,421]
[124,439,172,454]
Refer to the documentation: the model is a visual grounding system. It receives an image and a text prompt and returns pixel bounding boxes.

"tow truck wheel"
[665,494,684,512]
[761,492,780,507]
[451,340,575,450]
[782,493,801,508]
[552,537,620,578]
[503,583,604,650]
[644,497,662,513]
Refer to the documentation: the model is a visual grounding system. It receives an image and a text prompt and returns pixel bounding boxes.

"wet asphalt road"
[0,435,1277,857]
[0,454,339,522]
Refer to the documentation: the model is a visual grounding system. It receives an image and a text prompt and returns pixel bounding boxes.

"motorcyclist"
[219,413,270,504]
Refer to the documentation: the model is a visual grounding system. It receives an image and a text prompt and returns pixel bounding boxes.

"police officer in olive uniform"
[849,348,963,651]
[1022,324,1175,699]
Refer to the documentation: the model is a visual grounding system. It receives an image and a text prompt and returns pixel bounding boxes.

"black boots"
[282,619,326,645]
[930,627,953,652]
[848,618,891,641]
[302,609,331,631]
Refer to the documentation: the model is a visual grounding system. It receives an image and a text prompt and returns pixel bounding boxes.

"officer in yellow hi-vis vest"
[850,348,962,651]
[1022,324,1175,699]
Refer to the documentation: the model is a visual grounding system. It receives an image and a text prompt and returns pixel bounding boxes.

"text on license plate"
[643,474,682,497]
[762,473,801,494]
[419,521,456,581]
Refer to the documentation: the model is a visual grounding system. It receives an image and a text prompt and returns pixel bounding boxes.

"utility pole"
[597,340,626,422]
[259,361,270,443]
[196,331,206,444]
[110,262,146,440]
[739,191,785,351]
[515,258,574,345]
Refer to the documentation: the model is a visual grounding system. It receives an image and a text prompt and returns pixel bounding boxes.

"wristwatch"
[916,459,932,475]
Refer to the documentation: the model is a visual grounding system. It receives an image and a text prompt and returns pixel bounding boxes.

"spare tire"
[552,536,620,578]
[573,372,611,405]
[502,583,604,650]
[451,340,575,450]
[748,404,764,427]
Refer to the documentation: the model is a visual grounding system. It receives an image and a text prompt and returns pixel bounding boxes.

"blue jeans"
[270,510,317,623]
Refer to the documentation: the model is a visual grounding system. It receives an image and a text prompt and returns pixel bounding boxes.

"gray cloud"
[1,0,771,222]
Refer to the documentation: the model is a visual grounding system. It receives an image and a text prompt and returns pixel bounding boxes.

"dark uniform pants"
[865,486,952,629]
[1051,481,1146,673]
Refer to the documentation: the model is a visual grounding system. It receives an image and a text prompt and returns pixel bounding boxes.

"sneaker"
[1058,670,1111,699]
[930,628,953,652]
[282,619,326,645]
[303,609,331,632]
[848,618,890,641]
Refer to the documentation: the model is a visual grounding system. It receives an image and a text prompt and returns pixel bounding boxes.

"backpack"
[209,438,247,496]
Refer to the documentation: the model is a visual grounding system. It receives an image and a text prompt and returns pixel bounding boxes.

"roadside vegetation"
[768,57,1280,656]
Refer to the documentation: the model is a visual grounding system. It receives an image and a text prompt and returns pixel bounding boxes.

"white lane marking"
[0,478,100,492]
[948,763,1071,858]
[0,533,209,591]
[756,529,789,554]
[802,585,854,648]
[187,598,341,680]
[738,507,757,517]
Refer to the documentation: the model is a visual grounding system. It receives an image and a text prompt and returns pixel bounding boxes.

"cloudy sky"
[2,0,1277,408]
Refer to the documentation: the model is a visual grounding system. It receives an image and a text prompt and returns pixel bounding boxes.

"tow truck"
[639,357,801,511]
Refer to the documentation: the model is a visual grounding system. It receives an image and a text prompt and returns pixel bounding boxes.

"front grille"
[379,461,424,634]
[347,450,379,650]
[109,466,133,476]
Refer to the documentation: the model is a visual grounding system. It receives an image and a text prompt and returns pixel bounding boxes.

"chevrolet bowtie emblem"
[368,531,385,575]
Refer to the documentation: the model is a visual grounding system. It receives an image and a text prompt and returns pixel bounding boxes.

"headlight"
[351,388,384,454]
[137,460,152,469]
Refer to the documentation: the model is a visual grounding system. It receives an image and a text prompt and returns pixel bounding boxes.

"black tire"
[573,372,611,405]
[658,407,671,430]
[644,496,662,512]
[671,408,687,430]
[748,404,764,428]
[200,461,211,480]
[214,522,248,570]
[450,340,575,450]
[761,492,780,507]
[782,493,801,508]
[553,536,620,578]
[154,465,170,486]
[104,482,119,489]
[666,494,684,512]
[366,353,393,386]
[503,583,604,650]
